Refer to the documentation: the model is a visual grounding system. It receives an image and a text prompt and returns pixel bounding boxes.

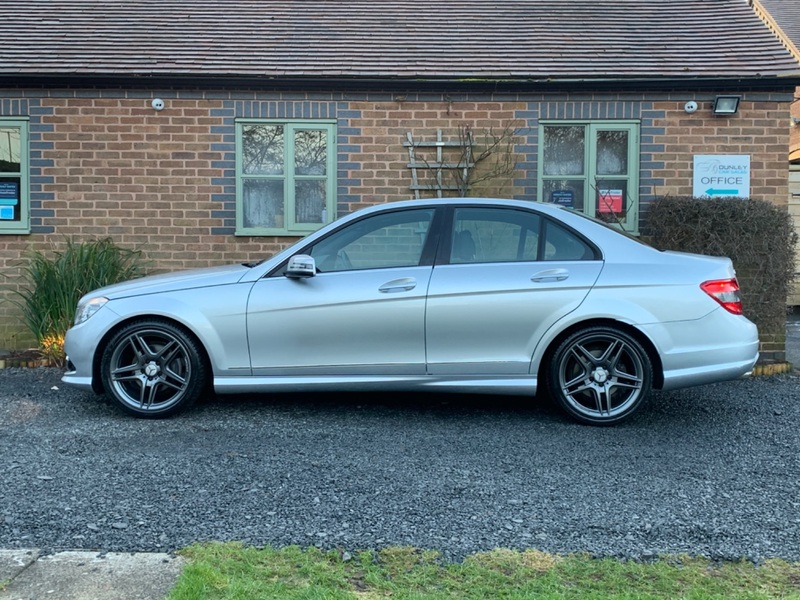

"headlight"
[74,297,108,325]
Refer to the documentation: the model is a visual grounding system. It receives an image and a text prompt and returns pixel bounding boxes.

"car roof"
[356,197,568,216]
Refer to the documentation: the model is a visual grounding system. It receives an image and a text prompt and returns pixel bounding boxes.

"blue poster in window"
[0,180,20,220]
[550,190,574,208]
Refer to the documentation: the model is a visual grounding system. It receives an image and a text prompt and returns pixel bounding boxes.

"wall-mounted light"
[712,95,740,116]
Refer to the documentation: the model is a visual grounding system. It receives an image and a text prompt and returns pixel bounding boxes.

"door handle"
[379,277,417,293]
[531,269,569,283]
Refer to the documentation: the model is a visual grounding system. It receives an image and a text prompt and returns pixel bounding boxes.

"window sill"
[235,228,319,237]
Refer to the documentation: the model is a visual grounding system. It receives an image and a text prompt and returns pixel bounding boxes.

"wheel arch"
[537,318,664,391]
[91,315,213,395]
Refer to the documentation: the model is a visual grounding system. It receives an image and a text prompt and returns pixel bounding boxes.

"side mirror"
[285,254,316,278]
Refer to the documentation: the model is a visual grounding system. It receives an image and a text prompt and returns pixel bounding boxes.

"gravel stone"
[1,367,799,562]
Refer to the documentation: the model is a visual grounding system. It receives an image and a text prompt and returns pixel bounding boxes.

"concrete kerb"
[0,549,185,600]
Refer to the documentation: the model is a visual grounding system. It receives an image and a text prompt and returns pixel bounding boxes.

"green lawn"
[167,542,800,599]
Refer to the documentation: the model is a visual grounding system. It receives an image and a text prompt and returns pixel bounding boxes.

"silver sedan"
[62,198,759,425]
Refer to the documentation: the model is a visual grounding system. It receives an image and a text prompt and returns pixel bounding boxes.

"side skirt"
[213,375,538,396]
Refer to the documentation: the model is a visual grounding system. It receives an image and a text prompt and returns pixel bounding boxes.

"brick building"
[754,0,800,305]
[1,0,799,349]
[755,0,800,163]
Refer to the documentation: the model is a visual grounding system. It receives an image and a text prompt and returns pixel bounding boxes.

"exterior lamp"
[712,95,741,115]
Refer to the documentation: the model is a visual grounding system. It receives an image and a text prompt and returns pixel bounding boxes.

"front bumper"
[61,305,121,394]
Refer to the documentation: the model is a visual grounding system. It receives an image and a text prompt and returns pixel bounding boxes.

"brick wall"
[0,87,793,350]
[342,99,524,208]
[649,99,791,203]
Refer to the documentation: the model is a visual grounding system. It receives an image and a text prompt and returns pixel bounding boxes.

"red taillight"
[700,278,743,315]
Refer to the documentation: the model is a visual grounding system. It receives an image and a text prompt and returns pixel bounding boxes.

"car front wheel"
[100,319,207,418]
[547,325,652,426]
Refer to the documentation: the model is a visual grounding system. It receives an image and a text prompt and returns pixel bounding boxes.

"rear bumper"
[641,310,759,391]
[658,355,757,391]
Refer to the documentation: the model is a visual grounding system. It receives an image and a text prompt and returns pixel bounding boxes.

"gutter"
[1,73,799,93]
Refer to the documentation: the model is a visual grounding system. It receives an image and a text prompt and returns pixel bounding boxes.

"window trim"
[0,117,30,235]
[537,120,640,234]
[235,118,336,237]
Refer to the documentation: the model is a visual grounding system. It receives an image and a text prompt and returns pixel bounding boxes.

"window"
[539,121,639,233]
[451,207,540,263]
[0,118,29,234]
[450,207,596,263]
[236,120,336,236]
[310,209,434,272]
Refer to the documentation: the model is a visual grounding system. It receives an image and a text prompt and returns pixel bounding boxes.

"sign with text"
[550,190,574,208]
[0,180,19,221]
[693,155,750,198]
[597,189,623,213]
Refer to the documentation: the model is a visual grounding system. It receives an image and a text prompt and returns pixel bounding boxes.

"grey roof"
[1,0,799,83]
[757,0,800,54]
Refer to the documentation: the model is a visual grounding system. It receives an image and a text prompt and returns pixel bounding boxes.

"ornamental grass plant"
[11,237,149,362]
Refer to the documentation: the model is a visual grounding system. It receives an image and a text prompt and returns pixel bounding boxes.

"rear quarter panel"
[526,219,747,375]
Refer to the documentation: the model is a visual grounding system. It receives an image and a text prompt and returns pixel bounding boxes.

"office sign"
[693,155,750,198]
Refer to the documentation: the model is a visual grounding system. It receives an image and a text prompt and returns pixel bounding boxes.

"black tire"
[100,319,208,418]
[547,325,652,426]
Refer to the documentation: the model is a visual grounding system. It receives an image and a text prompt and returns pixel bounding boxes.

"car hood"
[83,264,252,301]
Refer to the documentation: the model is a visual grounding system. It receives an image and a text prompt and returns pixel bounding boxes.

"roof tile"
[757,0,800,55]
[0,0,797,81]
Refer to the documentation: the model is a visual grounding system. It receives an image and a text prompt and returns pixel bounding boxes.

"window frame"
[537,120,640,234]
[235,118,336,236]
[0,118,30,235]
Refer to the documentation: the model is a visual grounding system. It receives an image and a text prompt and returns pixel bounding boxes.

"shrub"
[647,196,797,337]
[11,237,149,360]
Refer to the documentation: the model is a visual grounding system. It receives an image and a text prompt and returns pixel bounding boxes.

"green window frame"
[538,121,640,233]
[0,118,29,234]
[236,119,336,236]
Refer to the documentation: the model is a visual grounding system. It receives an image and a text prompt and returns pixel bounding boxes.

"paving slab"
[0,550,185,600]
[0,549,38,584]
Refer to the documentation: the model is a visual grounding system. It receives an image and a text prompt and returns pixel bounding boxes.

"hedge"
[646,196,797,349]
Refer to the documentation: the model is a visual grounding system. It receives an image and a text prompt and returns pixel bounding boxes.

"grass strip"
[167,542,800,600]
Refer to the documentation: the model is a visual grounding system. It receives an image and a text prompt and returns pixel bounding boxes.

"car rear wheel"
[100,319,207,418]
[547,325,652,425]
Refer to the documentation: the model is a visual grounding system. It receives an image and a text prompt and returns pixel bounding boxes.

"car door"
[425,206,604,375]
[246,208,438,375]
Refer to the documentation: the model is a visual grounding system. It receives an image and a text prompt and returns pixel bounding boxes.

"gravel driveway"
[1,367,798,562]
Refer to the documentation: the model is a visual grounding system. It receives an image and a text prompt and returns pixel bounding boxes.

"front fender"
[103,284,253,375]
